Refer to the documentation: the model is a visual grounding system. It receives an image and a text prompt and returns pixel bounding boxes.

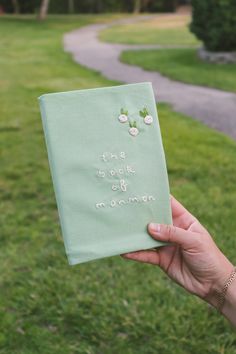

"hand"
[122,196,234,307]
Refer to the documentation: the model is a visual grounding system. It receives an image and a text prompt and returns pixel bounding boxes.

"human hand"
[122,196,234,307]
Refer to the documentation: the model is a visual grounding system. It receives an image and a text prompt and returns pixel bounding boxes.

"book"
[38,82,172,265]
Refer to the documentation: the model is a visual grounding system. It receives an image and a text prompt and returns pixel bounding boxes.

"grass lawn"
[100,14,200,46]
[1,15,236,354]
[121,48,236,93]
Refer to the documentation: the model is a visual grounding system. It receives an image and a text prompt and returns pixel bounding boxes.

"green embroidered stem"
[121,108,128,116]
[129,120,137,128]
[139,107,149,118]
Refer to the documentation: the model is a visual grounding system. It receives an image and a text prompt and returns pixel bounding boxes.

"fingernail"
[149,223,161,233]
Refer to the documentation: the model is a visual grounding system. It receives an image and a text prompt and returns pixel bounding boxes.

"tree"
[38,0,50,20]
[190,0,236,52]
[133,0,141,13]
[12,0,20,14]
[68,0,74,14]
[147,0,179,12]
[133,0,152,13]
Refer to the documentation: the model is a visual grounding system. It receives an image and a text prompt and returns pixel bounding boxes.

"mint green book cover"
[38,82,172,265]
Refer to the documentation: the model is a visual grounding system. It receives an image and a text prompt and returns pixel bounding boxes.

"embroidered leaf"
[133,121,137,128]
[143,107,149,116]
[121,108,128,116]
[139,107,149,117]
[139,110,145,118]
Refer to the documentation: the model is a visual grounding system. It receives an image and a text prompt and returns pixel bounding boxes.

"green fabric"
[38,82,172,265]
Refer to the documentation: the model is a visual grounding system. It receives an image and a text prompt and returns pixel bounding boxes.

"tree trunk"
[133,0,142,13]
[68,0,75,14]
[38,0,50,21]
[142,0,152,12]
[12,0,20,14]
[172,0,178,12]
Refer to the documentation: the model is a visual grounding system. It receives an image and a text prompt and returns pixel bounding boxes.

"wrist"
[205,257,234,308]
[220,275,236,326]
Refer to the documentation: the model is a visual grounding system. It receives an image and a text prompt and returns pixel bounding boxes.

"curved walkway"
[64,16,236,140]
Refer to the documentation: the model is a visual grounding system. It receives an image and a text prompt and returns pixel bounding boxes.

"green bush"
[190,0,236,52]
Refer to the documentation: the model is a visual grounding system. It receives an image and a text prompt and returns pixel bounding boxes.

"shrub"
[190,0,236,52]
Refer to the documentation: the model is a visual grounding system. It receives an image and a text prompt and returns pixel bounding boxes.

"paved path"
[64,16,236,139]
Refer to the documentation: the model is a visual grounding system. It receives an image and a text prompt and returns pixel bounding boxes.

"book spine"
[149,84,173,225]
[38,97,71,262]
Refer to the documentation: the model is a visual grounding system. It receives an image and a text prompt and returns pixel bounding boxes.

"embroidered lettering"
[96,202,105,209]
[120,179,128,192]
[110,200,116,207]
[97,170,105,178]
[128,196,139,203]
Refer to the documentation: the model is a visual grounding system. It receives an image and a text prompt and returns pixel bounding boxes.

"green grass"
[121,48,236,92]
[1,15,236,354]
[100,14,200,46]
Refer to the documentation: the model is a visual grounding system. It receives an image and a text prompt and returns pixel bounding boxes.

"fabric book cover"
[38,82,172,265]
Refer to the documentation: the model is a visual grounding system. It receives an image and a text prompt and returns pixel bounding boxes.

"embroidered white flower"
[119,108,128,123]
[117,107,153,137]
[129,120,139,136]
[140,107,153,125]
[144,114,153,125]
[129,127,139,136]
[118,114,128,123]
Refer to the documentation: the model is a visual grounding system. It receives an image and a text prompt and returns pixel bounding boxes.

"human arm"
[122,196,236,326]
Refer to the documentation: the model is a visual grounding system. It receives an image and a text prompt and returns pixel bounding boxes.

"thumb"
[148,223,197,248]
